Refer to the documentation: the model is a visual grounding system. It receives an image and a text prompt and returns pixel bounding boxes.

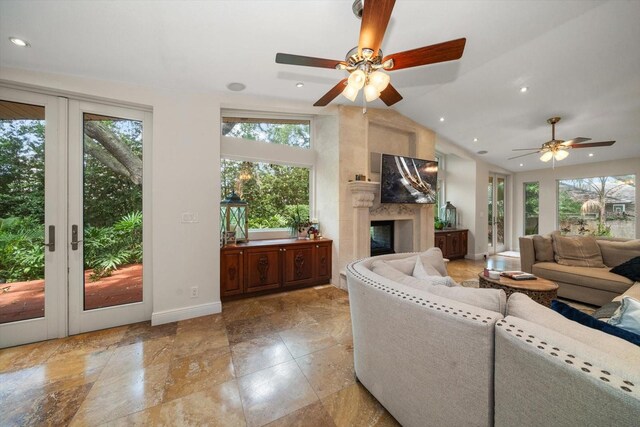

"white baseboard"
[467,252,488,261]
[151,302,222,326]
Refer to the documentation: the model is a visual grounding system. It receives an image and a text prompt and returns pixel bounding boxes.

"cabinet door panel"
[435,234,447,255]
[283,246,314,286]
[221,250,244,297]
[315,243,332,282]
[246,248,281,292]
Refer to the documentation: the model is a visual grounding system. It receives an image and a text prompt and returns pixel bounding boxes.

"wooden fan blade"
[359,0,395,57]
[383,38,466,71]
[276,53,346,69]
[313,79,348,107]
[508,151,540,160]
[570,141,616,148]
[561,137,591,146]
[379,83,403,106]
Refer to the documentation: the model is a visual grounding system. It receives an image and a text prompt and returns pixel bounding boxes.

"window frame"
[220,110,316,239]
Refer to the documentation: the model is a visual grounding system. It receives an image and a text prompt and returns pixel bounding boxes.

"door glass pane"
[524,182,539,235]
[0,101,46,324]
[83,114,142,310]
[496,177,505,247]
[488,176,493,249]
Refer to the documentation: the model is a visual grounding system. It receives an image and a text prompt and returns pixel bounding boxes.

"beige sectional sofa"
[347,253,640,427]
[520,234,640,306]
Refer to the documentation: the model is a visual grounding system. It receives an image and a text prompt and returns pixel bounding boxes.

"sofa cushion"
[507,293,640,365]
[413,255,442,278]
[551,300,640,347]
[610,256,640,282]
[426,285,506,315]
[417,247,448,277]
[533,235,554,262]
[597,239,640,267]
[552,233,606,268]
[609,296,640,335]
[614,282,640,302]
[532,262,633,294]
[385,256,418,275]
[371,259,455,288]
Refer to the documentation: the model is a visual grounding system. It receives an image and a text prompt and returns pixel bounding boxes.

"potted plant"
[286,205,312,239]
[434,216,444,230]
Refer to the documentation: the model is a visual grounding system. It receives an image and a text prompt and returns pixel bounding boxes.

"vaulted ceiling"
[1,0,638,171]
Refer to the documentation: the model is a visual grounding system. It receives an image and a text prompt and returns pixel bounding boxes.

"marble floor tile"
[222,299,268,323]
[230,334,293,377]
[105,380,246,427]
[48,326,128,361]
[163,347,235,402]
[322,383,400,427]
[172,327,229,359]
[0,382,93,426]
[263,308,318,333]
[118,321,177,346]
[238,360,318,427]
[302,300,351,323]
[265,401,336,427]
[278,323,338,358]
[296,343,355,398]
[177,313,226,333]
[0,338,61,373]
[101,336,174,378]
[71,362,170,425]
[315,313,353,344]
[225,315,277,345]
[257,294,303,315]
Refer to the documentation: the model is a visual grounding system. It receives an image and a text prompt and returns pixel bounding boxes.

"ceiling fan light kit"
[275,0,466,107]
[509,116,615,165]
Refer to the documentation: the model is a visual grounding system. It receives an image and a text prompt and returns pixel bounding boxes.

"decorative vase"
[297,226,310,239]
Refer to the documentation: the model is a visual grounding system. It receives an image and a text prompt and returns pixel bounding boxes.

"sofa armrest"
[519,236,535,273]
[495,316,640,427]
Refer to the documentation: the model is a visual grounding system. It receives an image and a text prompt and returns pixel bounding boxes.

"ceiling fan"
[509,117,616,163]
[275,0,466,107]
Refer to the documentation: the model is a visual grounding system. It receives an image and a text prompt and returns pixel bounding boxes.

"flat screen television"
[380,154,438,204]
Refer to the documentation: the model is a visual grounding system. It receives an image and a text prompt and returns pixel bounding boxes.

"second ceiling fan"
[275,0,466,107]
[509,117,616,163]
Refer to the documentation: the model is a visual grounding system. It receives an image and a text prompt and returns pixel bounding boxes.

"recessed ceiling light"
[226,82,246,92]
[519,163,524,167]
[9,37,30,47]
[520,86,528,93]
[295,82,304,88]
[477,150,488,155]
[473,138,478,142]
[439,117,445,122]
[588,153,594,157]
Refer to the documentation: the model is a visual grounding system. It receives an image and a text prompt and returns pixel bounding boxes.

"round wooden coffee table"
[477,273,559,307]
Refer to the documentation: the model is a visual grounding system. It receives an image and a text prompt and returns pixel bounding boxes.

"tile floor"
[0,285,400,427]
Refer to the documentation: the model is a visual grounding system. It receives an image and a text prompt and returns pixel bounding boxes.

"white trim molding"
[151,302,222,326]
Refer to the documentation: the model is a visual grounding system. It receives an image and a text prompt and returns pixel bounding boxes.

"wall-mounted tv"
[380,154,438,204]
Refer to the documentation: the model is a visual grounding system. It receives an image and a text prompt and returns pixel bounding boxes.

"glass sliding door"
[68,101,151,334]
[524,182,539,235]
[0,89,66,348]
[488,173,507,254]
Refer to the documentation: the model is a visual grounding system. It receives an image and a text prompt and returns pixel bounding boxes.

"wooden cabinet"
[434,229,468,260]
[220,238,333,300]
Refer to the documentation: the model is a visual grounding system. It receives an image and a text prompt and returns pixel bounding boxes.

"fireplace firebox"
[370,221,395,256]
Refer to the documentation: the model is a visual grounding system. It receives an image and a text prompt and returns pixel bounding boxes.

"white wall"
[512,157,640,248]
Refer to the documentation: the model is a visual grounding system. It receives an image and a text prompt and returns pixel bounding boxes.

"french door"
[488,173,507,254]
[0,88,151,348]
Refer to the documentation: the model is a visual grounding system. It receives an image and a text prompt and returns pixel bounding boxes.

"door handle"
[43,225,55,252]
[71,224,83,250]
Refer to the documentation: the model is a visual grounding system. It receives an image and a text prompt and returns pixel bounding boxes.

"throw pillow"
[532,235,554,262]
[551,232,606,268]
[385,256,418,275]
[371,261,408,282]
[551,300,640,347]
[413,255,443,279]
[597,239,640,267]
[417,247,448,277]
[608,296,640,335]
[426,285,506,314]
[610,256,640,281]
[591,301,621,320]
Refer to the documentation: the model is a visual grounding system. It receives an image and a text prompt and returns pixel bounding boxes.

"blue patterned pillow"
[551,300,640,347]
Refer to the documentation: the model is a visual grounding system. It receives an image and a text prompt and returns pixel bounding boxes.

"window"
[523,182,539,235]
[220,111,315,236]
[557,175,635,238]
[222,116,310,148]
[221,159,310,229]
